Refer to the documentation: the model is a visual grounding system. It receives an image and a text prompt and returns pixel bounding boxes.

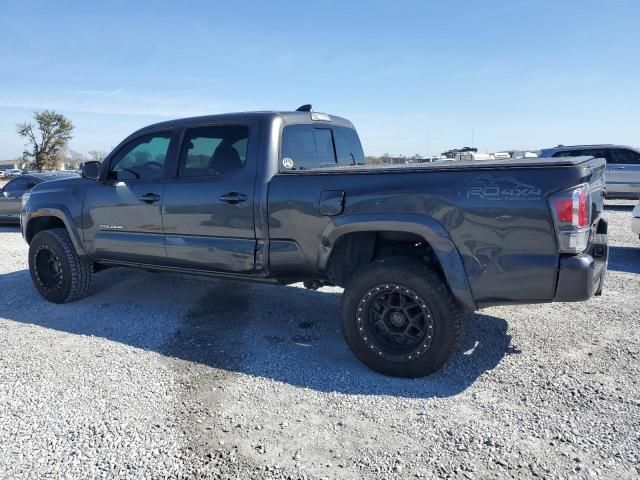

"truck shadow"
[0,267,511,399]
[608,245,640,274]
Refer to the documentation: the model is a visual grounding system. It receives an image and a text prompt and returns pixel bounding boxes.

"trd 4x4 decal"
[457,175,542,201]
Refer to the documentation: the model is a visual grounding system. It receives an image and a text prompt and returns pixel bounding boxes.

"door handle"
[138,193,161,203]
[610,166,625,170]
[219,192,248,205]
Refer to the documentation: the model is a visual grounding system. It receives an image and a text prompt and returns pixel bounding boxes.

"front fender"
[318,213,476,311]
[22,205,87,257]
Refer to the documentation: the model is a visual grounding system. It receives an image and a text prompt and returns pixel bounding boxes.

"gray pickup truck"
[21,107,609,377]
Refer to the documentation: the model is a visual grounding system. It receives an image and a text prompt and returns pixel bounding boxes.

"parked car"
[633,200,640,239]
[540,144,640,199]
[0,173,78,223]
[0,168,22,178]
[21,107,608,377]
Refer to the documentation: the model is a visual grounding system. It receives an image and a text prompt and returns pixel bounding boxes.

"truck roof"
[136,110,355,135]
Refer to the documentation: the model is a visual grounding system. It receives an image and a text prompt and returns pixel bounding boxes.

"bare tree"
[68,150,87,169]
[88,150,107,162]
[16,110,74,171]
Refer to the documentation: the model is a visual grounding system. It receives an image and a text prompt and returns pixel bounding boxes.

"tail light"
[549,183,591,253]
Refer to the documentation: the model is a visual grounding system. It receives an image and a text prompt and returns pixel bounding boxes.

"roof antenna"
[296,104,312,112]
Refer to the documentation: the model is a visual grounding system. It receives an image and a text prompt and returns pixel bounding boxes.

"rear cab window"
[280,124,364,171]
[334,126,365,166]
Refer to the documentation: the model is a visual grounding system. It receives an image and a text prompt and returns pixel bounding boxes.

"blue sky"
[0,0,638,159]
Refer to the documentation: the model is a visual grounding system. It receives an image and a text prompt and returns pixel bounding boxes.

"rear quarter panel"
[268,164,592,305]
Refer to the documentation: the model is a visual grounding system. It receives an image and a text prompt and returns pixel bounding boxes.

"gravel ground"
[0,201,639,479]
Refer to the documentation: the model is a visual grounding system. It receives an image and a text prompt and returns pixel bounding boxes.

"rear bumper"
[554,228,608,302]
[632,217,640,235]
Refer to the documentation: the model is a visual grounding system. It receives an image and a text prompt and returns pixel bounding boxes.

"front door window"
[108,133,172,180]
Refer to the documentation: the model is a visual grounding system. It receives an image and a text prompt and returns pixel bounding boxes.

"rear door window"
[553,149,611,161]
[553,150,584,157]
[178,125,249,177]
[281,125,336,170]
[582,149,611,162]
[610,149,640,165]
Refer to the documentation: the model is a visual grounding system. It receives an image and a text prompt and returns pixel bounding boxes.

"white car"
[1,169,21,178]
[633,201,640,239]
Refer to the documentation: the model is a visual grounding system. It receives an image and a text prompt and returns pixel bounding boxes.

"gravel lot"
[0,202,639,479]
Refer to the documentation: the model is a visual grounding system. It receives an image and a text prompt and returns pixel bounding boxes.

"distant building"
[0,160,19,170]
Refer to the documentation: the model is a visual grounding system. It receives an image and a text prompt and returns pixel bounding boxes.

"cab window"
[280,125,336,170]
[108,132,172,180]
[178,125,249,177]
[334,126,365,166]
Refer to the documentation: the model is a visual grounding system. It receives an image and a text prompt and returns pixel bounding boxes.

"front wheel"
[341,257,462,378]
[29,228,94,303]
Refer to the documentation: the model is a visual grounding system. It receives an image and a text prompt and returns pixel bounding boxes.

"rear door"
[607,148,640,197]
[161,122,259,273]
[84,130,177,263]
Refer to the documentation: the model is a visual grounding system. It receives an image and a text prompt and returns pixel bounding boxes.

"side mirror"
[81,161,101,181]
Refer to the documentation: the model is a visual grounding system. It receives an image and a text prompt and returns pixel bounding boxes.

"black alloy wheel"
[356,284,435,362]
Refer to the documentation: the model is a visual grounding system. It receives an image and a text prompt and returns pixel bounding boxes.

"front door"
[161,123,258,273]
[84,130,176,263]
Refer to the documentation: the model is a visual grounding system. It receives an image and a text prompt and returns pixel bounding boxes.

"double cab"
[21,107,608,377]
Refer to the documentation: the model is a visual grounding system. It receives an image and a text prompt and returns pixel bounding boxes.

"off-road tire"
[29,228,94,303]
[341,257,462,378]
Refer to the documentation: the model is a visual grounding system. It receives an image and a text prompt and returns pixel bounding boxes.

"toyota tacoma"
[21,106,608,377]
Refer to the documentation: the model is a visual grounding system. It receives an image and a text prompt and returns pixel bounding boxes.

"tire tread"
[341,256,462,377]
[30,228,94,303]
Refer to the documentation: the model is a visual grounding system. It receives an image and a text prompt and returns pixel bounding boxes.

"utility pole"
[426,130,430,156]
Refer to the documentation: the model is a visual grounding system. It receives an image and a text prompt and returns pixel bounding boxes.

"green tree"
[16,110,74,171]
[365,156,383,164]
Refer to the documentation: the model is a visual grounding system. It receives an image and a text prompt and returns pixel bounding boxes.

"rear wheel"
[29,228,94,303]
[341,257,462,378]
